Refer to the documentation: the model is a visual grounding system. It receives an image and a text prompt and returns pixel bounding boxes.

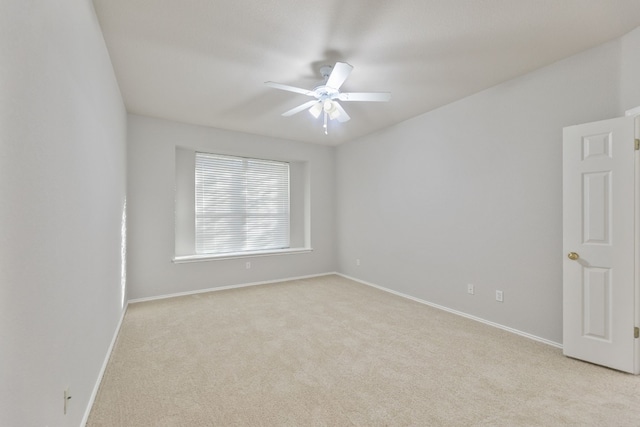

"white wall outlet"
[496,290,504,302]
[467,284,474,295]
[63,389,71,415]
[356,258,360,266]
[245,261,251,270]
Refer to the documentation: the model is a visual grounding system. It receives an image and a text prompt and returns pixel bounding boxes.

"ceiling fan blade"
[282,100,319,117]
[338,92,391,102]
[333,102,351,123]
[265,81,314,96]
[326,62,353,90]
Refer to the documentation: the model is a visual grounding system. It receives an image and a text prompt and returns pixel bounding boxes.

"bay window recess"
[174,147,311,262]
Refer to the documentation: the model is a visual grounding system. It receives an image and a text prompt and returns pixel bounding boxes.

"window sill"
[172,247,313,264]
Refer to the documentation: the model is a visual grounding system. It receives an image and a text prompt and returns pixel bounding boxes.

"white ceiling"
[93,0,640,145]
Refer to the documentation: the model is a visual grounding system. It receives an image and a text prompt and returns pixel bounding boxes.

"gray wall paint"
[0,1,127,425]
[621,27,640,113]
[336,39,628,344]
[126,115,336,300]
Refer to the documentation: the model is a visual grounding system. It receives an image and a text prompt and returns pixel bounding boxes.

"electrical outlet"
[245,261,251,270]
[496,290,504,302]
[356,259,360,266]
[63,389,71,415]
[467,284,474,295]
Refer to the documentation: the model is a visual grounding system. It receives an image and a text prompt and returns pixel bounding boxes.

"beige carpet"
[88,275,640,426]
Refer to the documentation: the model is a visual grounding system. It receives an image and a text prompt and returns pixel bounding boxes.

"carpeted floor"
[87,274,640,426]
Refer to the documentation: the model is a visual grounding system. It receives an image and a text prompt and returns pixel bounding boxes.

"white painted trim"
[128,272,336,304]
[337,273,563,349]
[172,247,313,263]
[81,302,129,426]
[634,117,640,375]
[625,105,640,117]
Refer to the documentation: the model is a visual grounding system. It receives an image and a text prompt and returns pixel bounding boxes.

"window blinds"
[195,152,290,255]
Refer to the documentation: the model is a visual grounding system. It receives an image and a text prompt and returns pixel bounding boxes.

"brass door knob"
[567,252,579,260]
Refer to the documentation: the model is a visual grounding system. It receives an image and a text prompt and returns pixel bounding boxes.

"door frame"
[626,108,640,375]
[634,115,640,374]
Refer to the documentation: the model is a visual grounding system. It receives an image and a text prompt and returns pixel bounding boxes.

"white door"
[563,115,638,374]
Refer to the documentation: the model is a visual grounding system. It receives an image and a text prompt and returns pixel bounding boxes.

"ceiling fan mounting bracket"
[319,65,333,80]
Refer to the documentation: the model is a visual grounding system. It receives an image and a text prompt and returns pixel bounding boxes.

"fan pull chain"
[323,111,328,135]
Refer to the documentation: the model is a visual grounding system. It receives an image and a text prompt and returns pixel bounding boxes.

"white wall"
[336,38,628,344]
[127,115,336,300]
[620,26,640,113]
[0,1,127,425]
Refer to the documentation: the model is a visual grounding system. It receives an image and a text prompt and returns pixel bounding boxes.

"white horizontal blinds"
[195,152,290,255]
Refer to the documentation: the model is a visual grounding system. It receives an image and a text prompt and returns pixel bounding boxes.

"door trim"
[635,116,640,374]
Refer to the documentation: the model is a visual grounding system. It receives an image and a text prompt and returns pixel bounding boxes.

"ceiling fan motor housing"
[313,85,339,101]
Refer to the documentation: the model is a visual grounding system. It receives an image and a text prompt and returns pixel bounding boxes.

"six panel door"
[562,115,637,374]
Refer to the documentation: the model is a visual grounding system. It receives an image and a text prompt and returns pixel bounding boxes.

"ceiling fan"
[265,62,391,134]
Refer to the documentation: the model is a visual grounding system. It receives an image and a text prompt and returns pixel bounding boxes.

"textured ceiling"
[93,0,640,145]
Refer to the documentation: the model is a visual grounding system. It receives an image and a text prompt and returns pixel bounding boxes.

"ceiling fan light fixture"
[309,101,323,118]
[324,100,341,120]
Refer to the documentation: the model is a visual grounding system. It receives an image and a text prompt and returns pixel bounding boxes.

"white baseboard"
[337,273,563,349]
[128,272,336,304]
[81,302,129,426]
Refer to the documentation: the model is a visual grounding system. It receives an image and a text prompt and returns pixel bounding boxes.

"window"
[194,152,290,255]
[173,147,310,262]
